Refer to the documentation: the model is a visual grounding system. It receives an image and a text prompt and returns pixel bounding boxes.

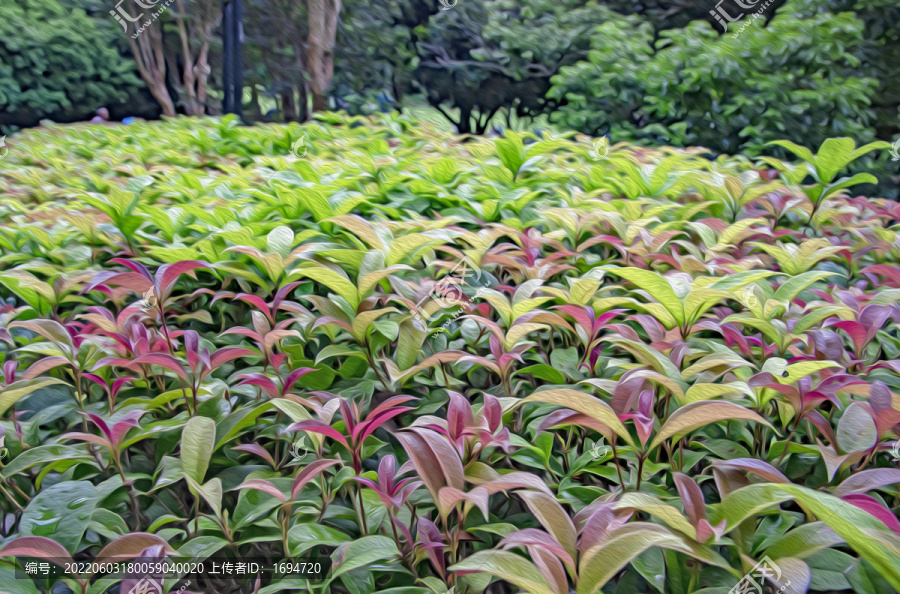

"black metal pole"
[233,0,243,117]
[222,1,234,113]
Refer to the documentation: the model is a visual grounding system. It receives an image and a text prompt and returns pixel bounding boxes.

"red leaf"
[209,347,255,370]
[21,356,70,379]
[233,294,274,323]
[125,354,189,381]
[355,406,415,445]
[673,473,708,533]
[287,421,350,450]
[86,271,153,294]
[499,528,575,571]
[291,459,340,499]
[95,533,176,563]
[109,258,154,282]
[233,444,276,468]
[236,479,287,502]
[236,374,280,398]
[842,494,900,533]
[157,261,212,298]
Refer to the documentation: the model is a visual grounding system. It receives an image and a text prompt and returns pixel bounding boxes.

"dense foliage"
[0,0,154,130]
[546,0,900,200]
[0,115,899,593]
[4,0,899,197]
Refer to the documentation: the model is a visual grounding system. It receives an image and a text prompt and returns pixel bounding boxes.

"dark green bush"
[0,0,149,130]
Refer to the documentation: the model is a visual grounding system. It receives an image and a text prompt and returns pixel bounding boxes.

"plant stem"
[356,483,369,534]
[0,481,24,511]
[610,439,626,492]
[776,419,800,466]
[636,453,645,490]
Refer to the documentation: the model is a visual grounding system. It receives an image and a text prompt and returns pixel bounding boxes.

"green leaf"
[813,137,857,182]
[772,271,838,302]
[712,483,900,588]
[0,564,39,594]
[315,344,368,365]
[577,523,733,594]
[767,140,815,167]
[288,524,352,556]
[181,416,216,485]
[607,267,683,325]
[291,267,360,309]
[0,378,68,416]
[521,389,635,446]
[615,493,697,539]
[176,536,230,560]
[683,382,752,404]
[214,402,273,451]
[449,550,555,594]
[330,535,400,580]
[763,523,841,560]
[184,476,223,518]
[19,481,97,554]
[649,401,773,451]
[267,225,295,259]
[517,364,567,383]
[0,445,93,479]
[495,137,526,178]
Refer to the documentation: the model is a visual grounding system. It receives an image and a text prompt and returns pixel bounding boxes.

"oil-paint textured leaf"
[449,550,556,594]
[181,416,216,485]
[712,483,900,588]
[521,389,634,446]
[649,401,773,451]
[578,523,734,594]
[19,481,97,554]
[0,378,69,416]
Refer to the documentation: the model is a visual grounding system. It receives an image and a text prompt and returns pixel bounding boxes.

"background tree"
[118,0,222,116]
[307,0,342,111]
[242,0,309,121]
[0,0,151,129]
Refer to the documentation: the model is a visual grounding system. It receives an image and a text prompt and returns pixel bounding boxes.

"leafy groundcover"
[0,113,898,594]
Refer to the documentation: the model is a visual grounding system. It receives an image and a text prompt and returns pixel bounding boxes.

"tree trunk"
[247,86,260,119]
[126,19,177,116]
[294,43,310,122]
[457,106,472,134]
[120,1,218,116]
[297,81,309,122]
[281,89,297,121]
[308,0,341,112]
[392,70,403,113]
[173,0,219,115]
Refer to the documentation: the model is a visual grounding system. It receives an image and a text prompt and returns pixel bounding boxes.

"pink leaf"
[233,444,276,468]
[842,494,900,533]
[21,356,70,379]
[126,354,189,381]
[233,294,274,323]
[0,537,73,566]
[236,479,287,502]
[157,261,212,298]
[109,258,154,282]
[287,421,350,450]
[355,406,415,445]
[83,413,112,442]
[710,458,789,484]
[500,528,575,571]
[209,347,255,370]
[291,459,340,499]
[236,373,280,399]
[283,368,316,394]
